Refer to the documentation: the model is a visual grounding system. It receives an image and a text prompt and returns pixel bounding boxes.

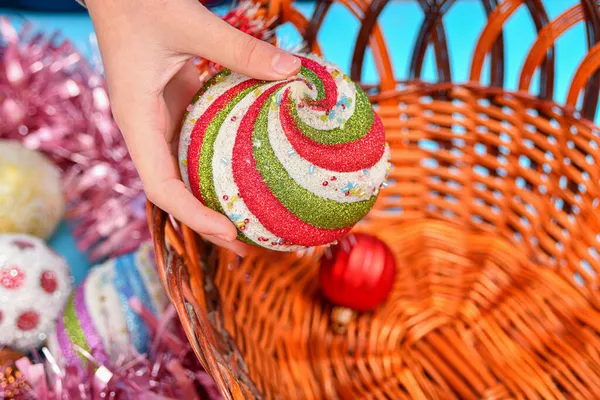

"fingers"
[112,90,237,242]
[163,60,202,147]
[86,0,256,252]
[202,235,251,257]
[177,1,301,80]
[150,179,238,242]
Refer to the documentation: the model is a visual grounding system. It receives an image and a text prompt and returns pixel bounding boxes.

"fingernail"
[272,52,301,77]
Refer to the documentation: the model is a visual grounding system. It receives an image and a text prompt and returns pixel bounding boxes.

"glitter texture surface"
[254,104,376,228]
[233,85,351,246]
[0,141,64,240]
[47,242,170,372]
[280,93,386,172]
[62,294,90,365]
[198,85,262,213]
[179,55,390,251]
[73,282,109,365]
[0,234,71,351]
[188,78,259,204]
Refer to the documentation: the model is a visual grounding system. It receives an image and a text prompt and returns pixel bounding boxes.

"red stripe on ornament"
[299,56,338,110]
[280,89,385,172]
[233,85,351,246]
[187,79,260,202]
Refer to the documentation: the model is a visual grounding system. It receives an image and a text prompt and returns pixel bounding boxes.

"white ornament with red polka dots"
[0,233,72,351]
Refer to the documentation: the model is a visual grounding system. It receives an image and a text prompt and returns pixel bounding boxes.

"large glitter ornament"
[47,242,169,372]
[180,55,390,251]
[0,234,71,351]
[0,141,64,240]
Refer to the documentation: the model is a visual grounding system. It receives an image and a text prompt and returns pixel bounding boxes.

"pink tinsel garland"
[0,17,148,262]
[1,299,222,399]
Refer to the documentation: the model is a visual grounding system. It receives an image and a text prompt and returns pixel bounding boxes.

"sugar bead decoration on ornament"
[179,55,391,251]
[47,242,169,372]
[319,233,396,333]
[0,234,71,351]
[0,141,64,240]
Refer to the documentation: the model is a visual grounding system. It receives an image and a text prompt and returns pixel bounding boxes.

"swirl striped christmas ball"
[179,55,390,251]
[47,243,168,371]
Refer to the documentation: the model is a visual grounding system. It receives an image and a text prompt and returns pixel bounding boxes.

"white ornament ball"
[47,242,168,370]
[0,140,65,240]
[0,234,71,351]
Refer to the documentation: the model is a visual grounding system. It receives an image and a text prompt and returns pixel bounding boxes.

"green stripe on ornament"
[289,83,374,145]
[300,66,326,101]
[254,101,376,229]
[182,70,232,127]
[62,294,92,365]
[197,83,264,244]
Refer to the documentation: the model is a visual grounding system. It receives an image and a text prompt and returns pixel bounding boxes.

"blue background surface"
[0,0,592,283]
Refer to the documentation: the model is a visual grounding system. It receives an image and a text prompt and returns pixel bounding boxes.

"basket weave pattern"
[148,0,600,398]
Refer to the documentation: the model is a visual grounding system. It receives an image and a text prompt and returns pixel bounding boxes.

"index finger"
[114,88,238,242]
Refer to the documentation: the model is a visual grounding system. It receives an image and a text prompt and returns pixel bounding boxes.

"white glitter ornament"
[0,140,65,240]
[0,234,72,351]
[46,242,169,371]
[179,55,390,251]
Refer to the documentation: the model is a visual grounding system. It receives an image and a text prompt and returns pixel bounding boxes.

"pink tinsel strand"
[0,301,222,399]
[0,17,149,262]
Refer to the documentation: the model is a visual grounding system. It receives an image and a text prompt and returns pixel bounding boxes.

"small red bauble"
[319,233,396,313]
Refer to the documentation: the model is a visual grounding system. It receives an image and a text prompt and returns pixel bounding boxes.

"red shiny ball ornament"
[319,233,396,312]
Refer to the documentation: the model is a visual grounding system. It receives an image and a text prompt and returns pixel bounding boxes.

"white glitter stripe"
[267,106,390,203]
[84,261,130,358]
[179,73,252,189]
[294,66,357,130]
[211,82,306,251]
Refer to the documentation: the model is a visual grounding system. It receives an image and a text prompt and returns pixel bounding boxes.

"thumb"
[179,2,301,80]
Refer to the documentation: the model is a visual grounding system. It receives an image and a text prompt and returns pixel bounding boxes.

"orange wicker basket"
[148,0,600,398]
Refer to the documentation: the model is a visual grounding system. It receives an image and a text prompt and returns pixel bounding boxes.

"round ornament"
[48,242,169,371]
[0,141,64,240]
[0,234,71,351]
[179,55,391,251]
[319,233,396,332]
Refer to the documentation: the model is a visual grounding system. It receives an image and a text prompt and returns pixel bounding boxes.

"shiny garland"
[0,302,221,399]
[0,17,148,262]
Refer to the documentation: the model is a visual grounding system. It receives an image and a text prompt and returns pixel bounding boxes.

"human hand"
[86,0,301,256]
